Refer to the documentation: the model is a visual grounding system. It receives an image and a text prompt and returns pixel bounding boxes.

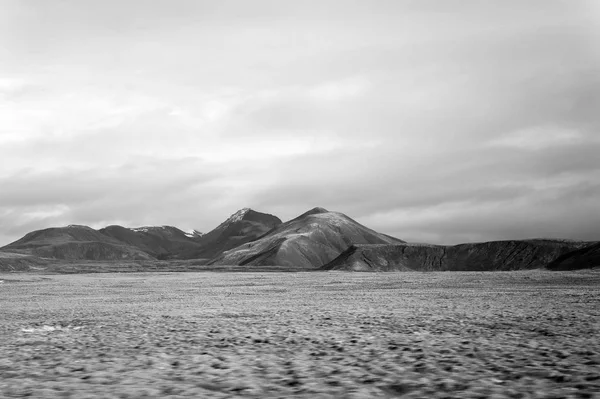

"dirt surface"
[1,271,599,398]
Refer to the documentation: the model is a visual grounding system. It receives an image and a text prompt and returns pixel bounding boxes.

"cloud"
[248,138,600,243]
[0,1,599,246]
[0,157,229,244]
[488,127,588,150]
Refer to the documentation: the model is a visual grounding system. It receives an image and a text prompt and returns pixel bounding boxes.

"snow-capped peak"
[226,208,251,223]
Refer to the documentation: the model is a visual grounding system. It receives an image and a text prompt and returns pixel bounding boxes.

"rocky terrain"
[180,208,282,260]
[208,207,404,268]
[1,270,599,398]
[322,240,592,271]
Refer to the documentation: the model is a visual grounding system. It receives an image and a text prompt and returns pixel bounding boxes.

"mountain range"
[209,207,404,268]
[180,208,282,260]
[0,207,598,271]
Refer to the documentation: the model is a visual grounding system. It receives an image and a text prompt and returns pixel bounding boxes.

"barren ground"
[1,270,599,398]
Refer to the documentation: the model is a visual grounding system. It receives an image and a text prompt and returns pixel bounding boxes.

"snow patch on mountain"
[227,208,251,223]
[130,227,151,233]
[129,226,171,233]
[185,229,204,238]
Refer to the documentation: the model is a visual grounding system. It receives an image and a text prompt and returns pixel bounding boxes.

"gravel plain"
[1,270,599,398]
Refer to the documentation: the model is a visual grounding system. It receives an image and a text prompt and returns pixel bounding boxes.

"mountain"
[0,210,278,262]
[321,239,591,271]
[0,225,154,261]
[208,207,405,268]
[99,225,202,259]
[180,208,282,259]
[546,242,600,270]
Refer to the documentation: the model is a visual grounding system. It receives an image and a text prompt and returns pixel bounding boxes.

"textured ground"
[1,270,599,398]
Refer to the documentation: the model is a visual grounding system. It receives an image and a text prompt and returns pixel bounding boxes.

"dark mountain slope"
[1,225,153,261]
[445,240,589,271]
[547,242,600,270]
[322,244,444,271]
[209,207,405,268]
[181,208,282,259]
[99,225,201,259]
[322,239,590,271]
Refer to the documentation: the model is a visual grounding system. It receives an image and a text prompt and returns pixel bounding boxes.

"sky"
[1,0,599,246]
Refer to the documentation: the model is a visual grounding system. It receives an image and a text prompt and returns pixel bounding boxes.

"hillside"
[321,240,591,271]
[0,225,154,261]
[99,225,201,259]
[321,244,444,271]
[180,208,282,259]
[547,242,600,270]
[208,207,404,268]
[0,251,51,272]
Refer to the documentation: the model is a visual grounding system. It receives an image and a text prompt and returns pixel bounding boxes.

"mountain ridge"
[321,239,594,271]
[1,207,597,270]
[0,225,154,261]
[99,225,202,260]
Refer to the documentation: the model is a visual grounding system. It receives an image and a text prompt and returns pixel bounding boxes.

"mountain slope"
[99,225,201,259]
[322,240,590,271]
[322,244,444,271]
[1,225,154,261]
[209,207,405,268]
[0,251,51,272]
[546,242,600,270]
[181,208,282,259]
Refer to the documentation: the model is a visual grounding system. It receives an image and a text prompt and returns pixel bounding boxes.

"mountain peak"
[297,207,329,219]
[66,224,92,229]
[226,208,252,223]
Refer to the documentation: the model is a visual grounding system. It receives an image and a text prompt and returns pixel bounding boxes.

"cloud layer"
[1,0,599,245]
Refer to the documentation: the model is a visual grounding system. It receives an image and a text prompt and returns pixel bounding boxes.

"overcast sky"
[1,0,599,246]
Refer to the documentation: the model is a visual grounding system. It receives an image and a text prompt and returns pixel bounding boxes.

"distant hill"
[180,208,282,259]
[99,225,202,259]
[209,207,404,268]
[321,239,591,271]
[547,242,600,270]
[0,225,154,261]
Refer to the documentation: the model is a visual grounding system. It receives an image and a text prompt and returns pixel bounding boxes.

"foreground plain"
[1,271,599,398]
